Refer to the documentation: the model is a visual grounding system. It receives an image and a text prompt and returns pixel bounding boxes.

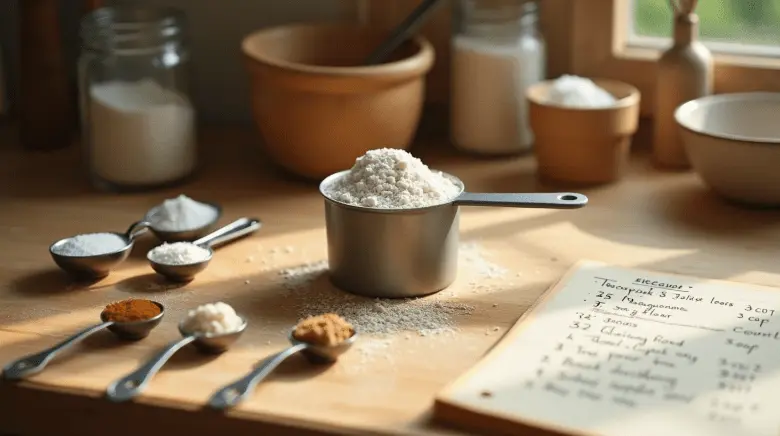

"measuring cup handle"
[2,321,113,380]
[207,343,308,410]
[193,217,262,248]
[124,220,150,241]
[105,335,197,402]
[452,192,588,209]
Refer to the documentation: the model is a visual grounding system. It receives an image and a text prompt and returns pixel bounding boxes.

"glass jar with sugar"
[451,0,546,156]
[78,6,196,192]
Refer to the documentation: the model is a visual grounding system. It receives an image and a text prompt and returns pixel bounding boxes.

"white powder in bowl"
[147,194,219,232]
[181,302,244,335]
[147,242,211,265]
[323,148,462,209]
[51,233,129,257]
[544,75,617,108]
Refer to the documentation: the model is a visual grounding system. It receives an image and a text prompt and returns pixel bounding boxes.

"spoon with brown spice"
[207,313,357,410]
[2,299,164,380]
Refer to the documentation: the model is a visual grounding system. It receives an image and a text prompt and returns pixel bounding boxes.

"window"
[629,0,780,56]
[361,0,780,113]
[569,0,780,116]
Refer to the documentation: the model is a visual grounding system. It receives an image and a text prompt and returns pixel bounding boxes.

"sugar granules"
[148,194,218,231]
[544,75,617,108]
[277,241,508,337]
[147,242,210,265]
[181,302,244,335]
[323,148,461,209]
[51,232,128,257]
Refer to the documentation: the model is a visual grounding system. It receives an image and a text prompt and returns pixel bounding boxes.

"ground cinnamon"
[293,313,354,347]
[102,298,161,323]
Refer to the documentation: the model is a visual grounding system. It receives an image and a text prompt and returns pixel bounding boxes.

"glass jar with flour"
[78,6,196,191]
[451,0,545,155]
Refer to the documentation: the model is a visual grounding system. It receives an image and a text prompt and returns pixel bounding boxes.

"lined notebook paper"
[435,261,780,436]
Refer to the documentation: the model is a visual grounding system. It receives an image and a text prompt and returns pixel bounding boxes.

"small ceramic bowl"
[675,92,780,206]
[241,23,435,180]
[527,79,641,185]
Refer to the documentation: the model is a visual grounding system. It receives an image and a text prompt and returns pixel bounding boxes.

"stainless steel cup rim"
[49,232,133,259]
[318,169,465,214]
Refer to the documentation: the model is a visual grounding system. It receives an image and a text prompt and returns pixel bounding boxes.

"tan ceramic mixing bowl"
[527,79,641,185]
[242,23,435,180]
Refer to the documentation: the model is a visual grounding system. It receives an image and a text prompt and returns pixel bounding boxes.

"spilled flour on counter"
[279,260,328,291]
[355,338,395,365]
[277,241,508,337]
[459,241,508,278]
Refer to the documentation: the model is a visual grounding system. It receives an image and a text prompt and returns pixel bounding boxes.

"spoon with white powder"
[106,302,247,402]
[143,194,222,242]
[147,217,262,282]
[49,221,149,278]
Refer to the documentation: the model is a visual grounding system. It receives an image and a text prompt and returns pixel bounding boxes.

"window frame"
[571,0,780,116]
[359,0,780,116]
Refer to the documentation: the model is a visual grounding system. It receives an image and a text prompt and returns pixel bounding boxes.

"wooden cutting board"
[435,261,780,436]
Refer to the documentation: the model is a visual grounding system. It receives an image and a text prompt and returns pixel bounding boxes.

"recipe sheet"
[437,261,780,436]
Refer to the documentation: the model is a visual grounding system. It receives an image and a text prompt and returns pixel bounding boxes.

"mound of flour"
[324,149,461,209]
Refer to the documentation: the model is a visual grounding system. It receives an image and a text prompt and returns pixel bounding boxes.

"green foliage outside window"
[633,0,780,45]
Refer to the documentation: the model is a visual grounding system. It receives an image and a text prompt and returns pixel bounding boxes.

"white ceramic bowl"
[675,92,780,206]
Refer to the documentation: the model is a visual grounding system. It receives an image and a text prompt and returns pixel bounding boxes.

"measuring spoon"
[148,217,262,282]
[105,316,248,402]
[207,327,358,410]
[49,221,149,279]
[143,201,223,243]
[2,301,165,381]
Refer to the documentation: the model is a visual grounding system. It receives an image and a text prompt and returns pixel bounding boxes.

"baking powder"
[148,194,218,231]
[544,75,617,108]
[324,148,461,209]
[88,79,196,186]
[451,33,545,155]
[147,242,210,265]
[181,302,243,335]
[52,232,128,257]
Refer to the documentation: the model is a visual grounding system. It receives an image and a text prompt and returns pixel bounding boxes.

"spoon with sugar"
[147,217,262,282]
[49,221,149,279]
[207,313,357,410]
[105,302,247,402]
[143,194,223,243]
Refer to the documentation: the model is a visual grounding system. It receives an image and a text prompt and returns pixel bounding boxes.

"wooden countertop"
[2,124,780,436]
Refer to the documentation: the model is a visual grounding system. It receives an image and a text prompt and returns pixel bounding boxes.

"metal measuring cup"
[49,221,149,279]
[2,301,165,380]
[147,217,262,282]
[105,316,248,402]
[320,170,588,298]
[207,327,358,410]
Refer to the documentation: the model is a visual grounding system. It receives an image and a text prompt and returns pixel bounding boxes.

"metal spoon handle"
[193,217,262,248]
[452,192,588,209]
[124,220,150,241]
[106,335,197,402]
[207,343,308,410]
[2,321,113,380]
